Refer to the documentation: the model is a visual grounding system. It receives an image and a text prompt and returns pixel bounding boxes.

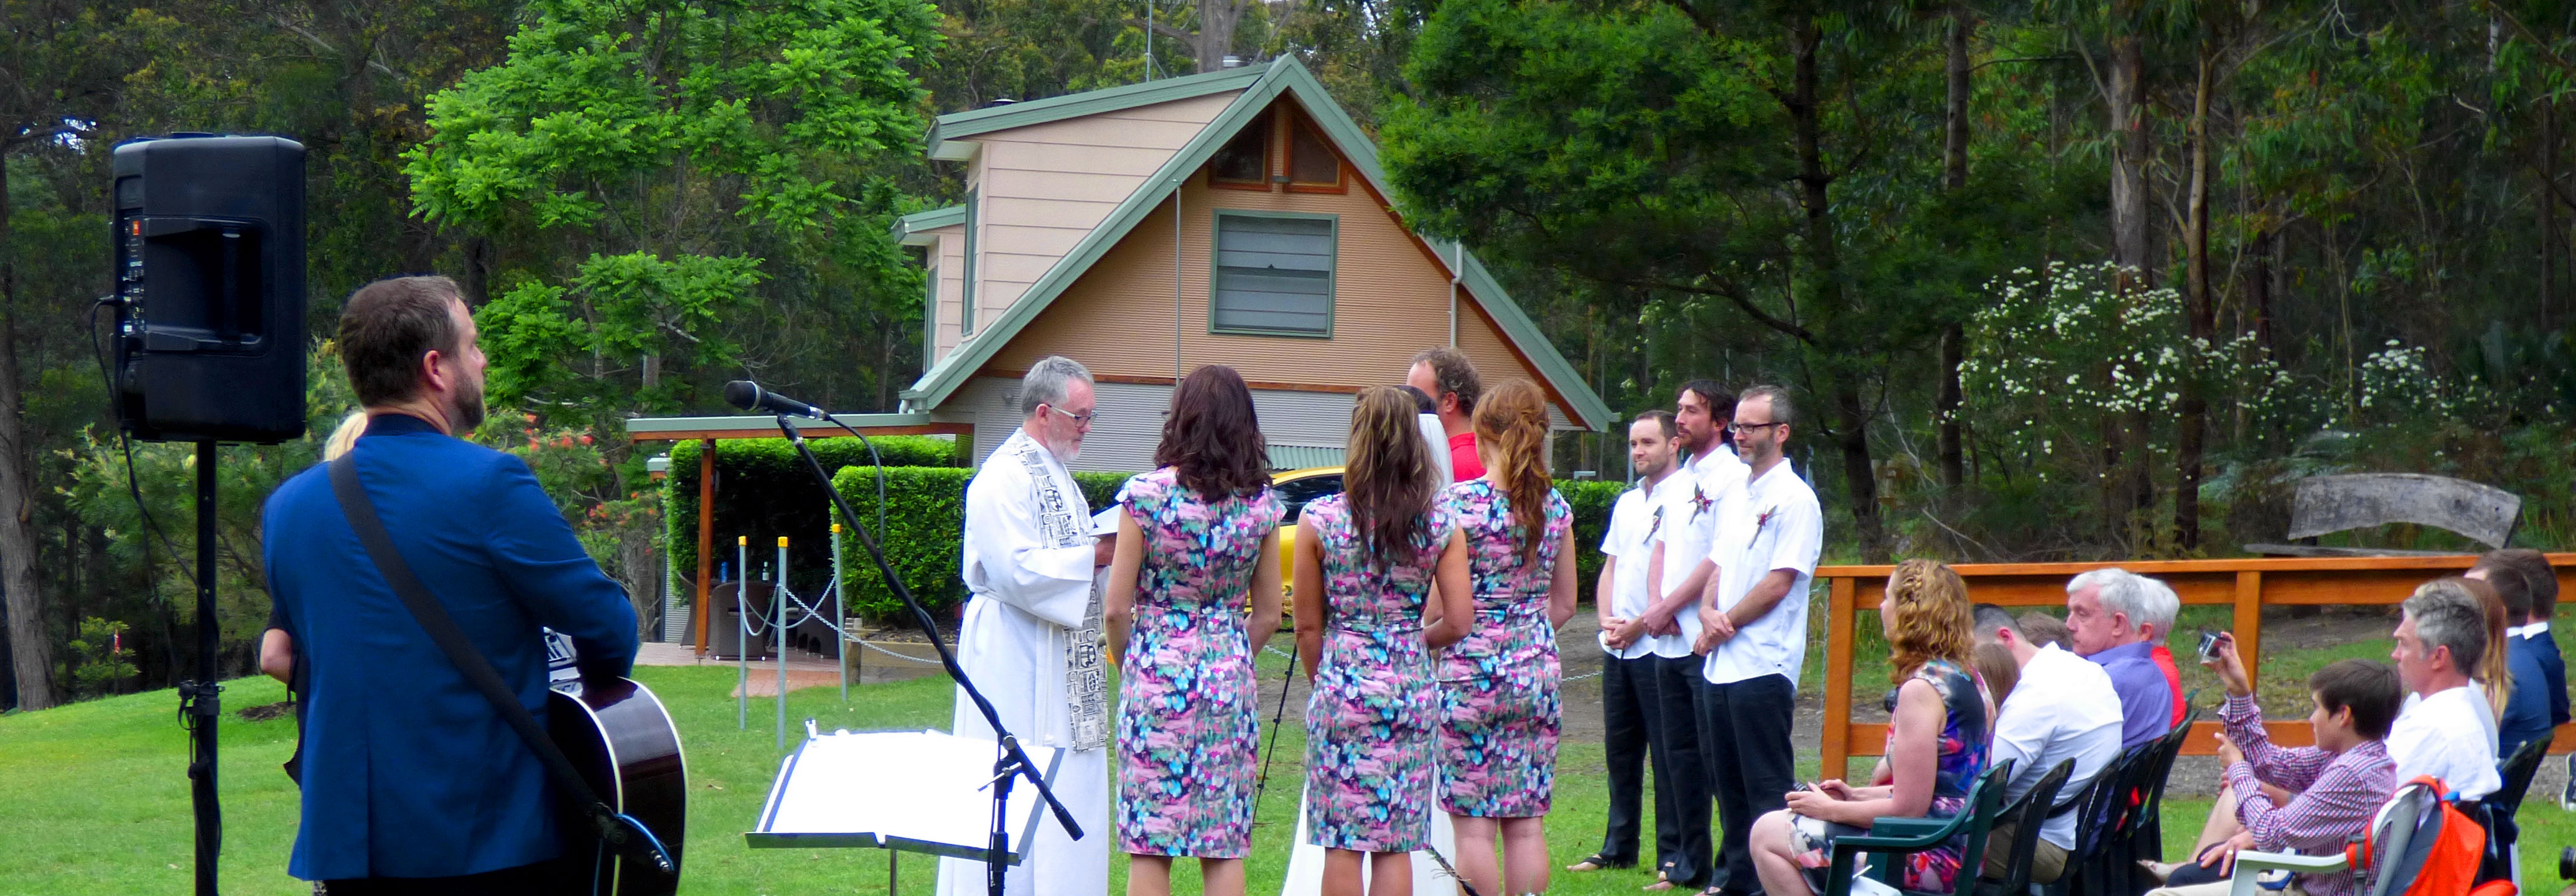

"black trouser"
[1650,653,1715,887]
[1599,652,1657,868]
[1698,673,1796,896]
[322,857,574,895]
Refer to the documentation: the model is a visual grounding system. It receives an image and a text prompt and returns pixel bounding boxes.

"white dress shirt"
[1989,645,2127,850]
[2512,620,2552,639]
[2387,684,2502,799]
[1701,458,1822,688]
[1651,444,1746,655]
[1416,413,1454,484]
[1599,473,1677,659]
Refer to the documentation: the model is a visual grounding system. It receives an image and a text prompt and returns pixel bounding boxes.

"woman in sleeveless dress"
[1750,559,1992,896]
[1434,379,1579,896]
[1103,365,1285,896]
[1294,386,1475,896]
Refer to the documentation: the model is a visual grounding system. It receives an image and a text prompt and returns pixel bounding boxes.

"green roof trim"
[1267,444,1346,471]
[926,66,1270,160]
[892,205,964,246]
[903,57,1612,431]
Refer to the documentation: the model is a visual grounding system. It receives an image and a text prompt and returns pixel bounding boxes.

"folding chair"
[1822,762,2017,896]
[1978,758,2078,896]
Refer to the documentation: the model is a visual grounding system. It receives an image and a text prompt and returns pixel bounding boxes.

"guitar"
[548,674,689,896]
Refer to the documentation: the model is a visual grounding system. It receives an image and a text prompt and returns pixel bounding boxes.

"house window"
[961,188,978,335]
[1212,212,1335,337]
[1285,114,1343,192]
[1210,115,1271,188]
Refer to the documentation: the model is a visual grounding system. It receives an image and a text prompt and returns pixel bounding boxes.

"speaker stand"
[179,440,222,895]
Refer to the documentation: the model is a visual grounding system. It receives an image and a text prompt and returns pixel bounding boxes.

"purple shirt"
[2086,640,2174,749]
[2219,693,2394,896]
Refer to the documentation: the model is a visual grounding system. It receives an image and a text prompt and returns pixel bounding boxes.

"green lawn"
[2,653,2569,895]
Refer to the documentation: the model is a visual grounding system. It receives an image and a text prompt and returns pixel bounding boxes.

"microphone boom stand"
[767,413,1081,896]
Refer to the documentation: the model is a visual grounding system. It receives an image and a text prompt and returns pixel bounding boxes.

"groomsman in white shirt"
[1574,411,1702,880]
[1618,381,1741,891]
[1694,385,1822,896]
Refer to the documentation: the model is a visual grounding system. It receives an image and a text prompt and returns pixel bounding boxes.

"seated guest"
[2491,549,2569,740]
[2015,611,2071,650]
[1750,559,1990,896]
[1970,605,2124,886]
[2386,578,2501,799]
[2147,649,2402,896]
[2459,577,2514,728]
[2064,567,2176,749]
[2469,556,2552,757]
[2140,578,2188,726]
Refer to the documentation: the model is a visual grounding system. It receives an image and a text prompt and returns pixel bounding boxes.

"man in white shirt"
[1574,411,1699,879]
[1617,381,1740,891]
[1693,385,1822,896]
[2384,579,2501,799]
[1970,605,2124,885]
[935,357,1115,896]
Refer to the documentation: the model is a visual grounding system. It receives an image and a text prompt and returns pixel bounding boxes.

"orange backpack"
[2342,777,2512,896]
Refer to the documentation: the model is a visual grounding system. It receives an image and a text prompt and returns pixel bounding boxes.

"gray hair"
[2135,576,2180,637]
[2067,567,2149,635]
[2403,579,2489,674]
[1740,384,1794,427]
[1019,355,1094,417]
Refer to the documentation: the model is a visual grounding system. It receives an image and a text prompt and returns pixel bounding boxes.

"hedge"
[816,466,1136,620]
[662,435,966,591]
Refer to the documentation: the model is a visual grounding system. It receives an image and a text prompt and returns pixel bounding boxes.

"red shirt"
[1448,432,1483,482]
[2150,644,2186,724]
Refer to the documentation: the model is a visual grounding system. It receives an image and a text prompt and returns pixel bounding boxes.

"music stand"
[748,729,1062,861]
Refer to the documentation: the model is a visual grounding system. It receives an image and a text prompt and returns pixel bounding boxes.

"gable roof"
[892,205,964,246]
[902,57,1612,431]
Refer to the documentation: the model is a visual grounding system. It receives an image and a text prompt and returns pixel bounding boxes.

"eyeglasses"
[1727,421,1783,436]
[1043,404,1094,426]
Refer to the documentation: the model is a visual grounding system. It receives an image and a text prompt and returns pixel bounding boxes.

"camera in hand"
[2197,628,2224,660]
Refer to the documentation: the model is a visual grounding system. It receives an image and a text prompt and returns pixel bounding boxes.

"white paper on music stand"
[1089,504,1121,537]
[746,729,1063,862]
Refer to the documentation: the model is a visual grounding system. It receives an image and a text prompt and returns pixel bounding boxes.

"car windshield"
[1273,474,1343,523]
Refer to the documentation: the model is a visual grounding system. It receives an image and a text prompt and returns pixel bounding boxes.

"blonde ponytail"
[1473,379,1554,562]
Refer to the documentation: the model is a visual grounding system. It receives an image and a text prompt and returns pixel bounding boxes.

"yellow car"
[1271,465,1345,622]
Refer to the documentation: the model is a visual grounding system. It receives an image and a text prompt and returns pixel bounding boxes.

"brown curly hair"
[1885,558,1974,684]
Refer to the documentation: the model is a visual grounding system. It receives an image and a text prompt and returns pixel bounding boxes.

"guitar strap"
[327,454,671,875]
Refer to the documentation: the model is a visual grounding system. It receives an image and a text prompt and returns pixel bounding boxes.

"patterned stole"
[1014,439,1108,752]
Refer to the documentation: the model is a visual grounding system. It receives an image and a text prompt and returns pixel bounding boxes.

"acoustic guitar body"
[549,677,688,896]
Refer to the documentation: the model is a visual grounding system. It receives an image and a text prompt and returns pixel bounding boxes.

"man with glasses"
[1693,385,1822,896]
[936,355,1116,896]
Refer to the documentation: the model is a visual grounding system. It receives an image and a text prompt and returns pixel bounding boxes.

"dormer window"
[1285,113,1344,192]
[1210,124,1270,187]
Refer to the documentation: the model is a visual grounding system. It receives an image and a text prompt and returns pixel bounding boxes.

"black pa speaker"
[110,134,307,444]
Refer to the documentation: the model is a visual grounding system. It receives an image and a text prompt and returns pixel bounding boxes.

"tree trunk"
[1937,4,1971,490]
[2544,97,2559,330]
[1193,0,1246,73]
[2176,49,2215,551]
[0,147,57,711]
[2108,3,2151,276]
[1787,14,1887,559]
[2250,227,2275,358]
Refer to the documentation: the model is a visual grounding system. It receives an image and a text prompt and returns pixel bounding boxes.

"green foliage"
[661,435,967,583]
[831,465,976,618]
[404,0,942,421]
[59,618,138,700]
[1561,478,1624,605]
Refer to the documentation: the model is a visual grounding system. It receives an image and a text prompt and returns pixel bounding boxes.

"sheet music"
[749,729,1063,862]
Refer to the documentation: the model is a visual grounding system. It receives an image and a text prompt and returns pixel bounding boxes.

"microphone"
[724,380,826,419]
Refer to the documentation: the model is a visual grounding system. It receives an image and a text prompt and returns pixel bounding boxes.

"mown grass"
[2,648,2567,895]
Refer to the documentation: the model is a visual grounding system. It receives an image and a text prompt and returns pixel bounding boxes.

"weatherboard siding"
[963,92,1243,325]
[949,375,1358,474]
[929,225,966,358]
[982,167,1571,421]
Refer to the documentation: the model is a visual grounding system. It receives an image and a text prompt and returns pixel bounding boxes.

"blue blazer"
[263,414,637,880]
[2503,635,2553,758]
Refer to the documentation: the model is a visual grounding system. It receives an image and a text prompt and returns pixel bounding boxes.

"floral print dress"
[1791,658,1992,894]
[1301,493,1454,852]
[1111,469,1283,858]
[1435,479,1572,818]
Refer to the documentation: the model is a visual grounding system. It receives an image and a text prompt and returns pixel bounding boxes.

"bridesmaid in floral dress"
[1294,386,1475,896]
[1435,378,1580,896]
[1750,559,1993,896]
[1103,365,1286,896]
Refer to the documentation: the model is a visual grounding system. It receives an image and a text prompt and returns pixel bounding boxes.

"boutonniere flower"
[1690,487,1714,520]
[1753,506,1779,533]
[1645,506,1664,541]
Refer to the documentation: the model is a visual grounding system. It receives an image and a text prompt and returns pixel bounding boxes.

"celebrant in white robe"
[937,356,1114,896]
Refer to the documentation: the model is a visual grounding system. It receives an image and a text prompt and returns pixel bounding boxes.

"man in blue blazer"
[263,275,637,892]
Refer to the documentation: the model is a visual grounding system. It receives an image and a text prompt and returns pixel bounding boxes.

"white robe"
[936,429,1111,896]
